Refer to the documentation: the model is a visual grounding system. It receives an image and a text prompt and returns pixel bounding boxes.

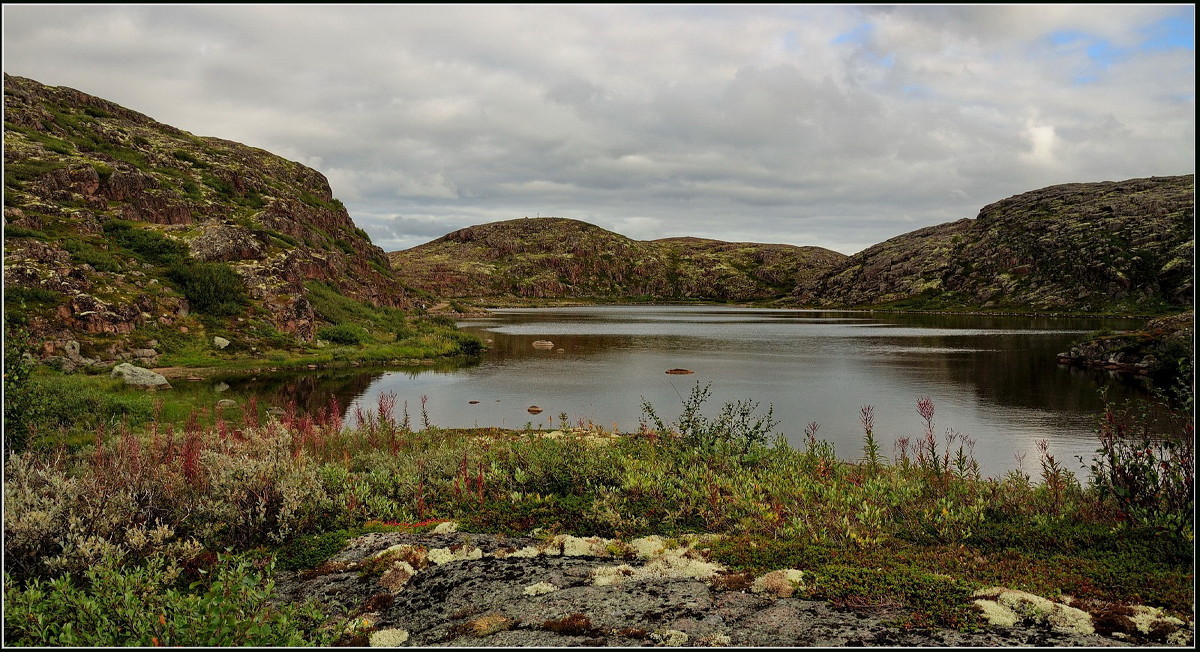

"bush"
[3,323,42,451]
[317,324,370,346]
[639,381,778,455]
[103,220,189,264]
[1089,399,1194,534]
[167,261,248,316]
[447,330,485,356]
[3,551,333,647]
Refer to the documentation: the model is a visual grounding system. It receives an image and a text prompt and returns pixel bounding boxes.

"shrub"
[1088,399,1194,533]
[2,551,333,647]
[447,330,485,356]
[62,238,122,272]
[639,381,778,455]
[3,323,42,451]
[166,261,249,316]
[103,220,189,264]
[317,324,370,346]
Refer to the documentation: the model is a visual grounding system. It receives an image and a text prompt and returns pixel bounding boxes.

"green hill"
[3,74,464,369]
[792,175,1194,314]
[387,217,847,302]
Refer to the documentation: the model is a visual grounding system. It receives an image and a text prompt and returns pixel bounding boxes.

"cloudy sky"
[3,4,1194,254]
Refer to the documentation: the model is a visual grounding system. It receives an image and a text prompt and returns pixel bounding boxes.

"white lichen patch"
[523,581,559,596]
[629,535,668,559]
[591,564,639,586]
[502,546,544,558]
[1129,605,1186,635]
[973,599,1020,627]
[427,546,483,565]
[972,587,1095,636]
[696,631,732,647]
[642,548,722,581]
[551,534,615,557]
[591,546,722,586]
[750,569,806,598]
[368,627,410,647]
[649,629,690,647]
[431,521,459,534]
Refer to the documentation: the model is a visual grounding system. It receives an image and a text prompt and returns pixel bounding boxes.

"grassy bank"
[3,383,1193,646]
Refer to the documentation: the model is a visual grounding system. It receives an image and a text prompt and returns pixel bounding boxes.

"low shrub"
[317,324,370,346]
[3,551,333,647]
[166,261,249,316]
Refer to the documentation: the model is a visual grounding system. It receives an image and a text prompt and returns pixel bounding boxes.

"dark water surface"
[218,306,1156,477]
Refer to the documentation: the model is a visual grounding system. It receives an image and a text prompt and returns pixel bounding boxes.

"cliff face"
[387,217,846,301]
[793,176,1195,313]
[3,74,410,365]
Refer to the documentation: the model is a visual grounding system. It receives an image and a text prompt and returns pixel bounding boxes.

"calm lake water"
[219,306,1156,477]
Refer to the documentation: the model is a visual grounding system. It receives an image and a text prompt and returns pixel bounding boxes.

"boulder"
[213,336,231,349]
[110,363,171,390]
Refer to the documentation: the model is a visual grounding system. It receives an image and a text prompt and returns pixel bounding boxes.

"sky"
[2,4,1195,255]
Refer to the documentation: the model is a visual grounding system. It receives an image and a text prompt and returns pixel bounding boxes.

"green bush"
[317,324,370,346]
[167,261,249,316]
[3,323,41,451]
[3,552,333,647]
[103,220,189,264]
[447,330,485,356]
[62,238,122,272]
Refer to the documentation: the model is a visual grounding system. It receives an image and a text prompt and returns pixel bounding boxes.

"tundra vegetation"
[2,364,1193,645]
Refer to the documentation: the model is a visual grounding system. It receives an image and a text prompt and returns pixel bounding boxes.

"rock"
[527,406,544,414]
[215,399,238,409]
[110,363,171,390]
[213,336,230,350]
[213,382,230,392]
[665,368,694,375]
[272,531,1143,649]
[532,340,555,349]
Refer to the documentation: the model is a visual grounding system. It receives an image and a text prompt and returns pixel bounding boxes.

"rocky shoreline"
[273,528,1192,648]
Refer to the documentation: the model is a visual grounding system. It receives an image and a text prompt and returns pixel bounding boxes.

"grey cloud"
[2,4,1193,256]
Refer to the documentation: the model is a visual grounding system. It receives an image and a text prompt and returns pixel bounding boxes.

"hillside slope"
[793,175,1194,313]
[3,74,421,367]
[387,217,846,301]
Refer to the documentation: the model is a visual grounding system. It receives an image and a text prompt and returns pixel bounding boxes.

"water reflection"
[200,307,1157,477]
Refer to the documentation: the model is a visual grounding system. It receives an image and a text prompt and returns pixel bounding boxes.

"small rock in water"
[665,368,694,375]
[531,340,555,349]
[527,406,544,414]
[469,400,480,404]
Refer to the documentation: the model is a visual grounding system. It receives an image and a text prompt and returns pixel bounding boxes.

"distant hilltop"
[387,217,846,301]
[792,175,1194,313]
[391,176,1194,315]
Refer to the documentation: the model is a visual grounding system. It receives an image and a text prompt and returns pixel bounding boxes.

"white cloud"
[2,4,1193,255]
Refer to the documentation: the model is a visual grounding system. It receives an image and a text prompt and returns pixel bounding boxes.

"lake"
[219,306,1155,477]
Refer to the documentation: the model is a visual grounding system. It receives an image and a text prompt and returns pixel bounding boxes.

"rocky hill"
[3,74,417,368]
[792,175,1195,314]
[387,217,846,301]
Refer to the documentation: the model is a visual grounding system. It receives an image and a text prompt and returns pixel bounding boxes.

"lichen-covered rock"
[110,362,171,390]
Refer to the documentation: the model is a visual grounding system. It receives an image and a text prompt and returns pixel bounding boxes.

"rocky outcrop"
[1057,312,1194,391]
[388,217,846,301]
[3,73,412,361]
[274,529,1188,647]
[793,176,1194,313]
